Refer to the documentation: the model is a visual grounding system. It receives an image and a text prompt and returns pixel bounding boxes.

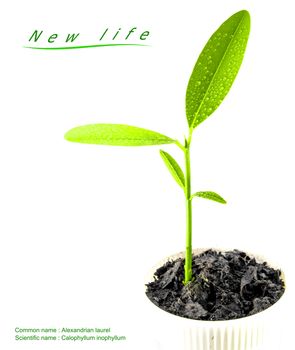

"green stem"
[184,129,193,284]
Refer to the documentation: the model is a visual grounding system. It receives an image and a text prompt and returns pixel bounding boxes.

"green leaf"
[159,150,185,189]
[186,10,251,128]
[191,191,227,204]
[64,124,176,146]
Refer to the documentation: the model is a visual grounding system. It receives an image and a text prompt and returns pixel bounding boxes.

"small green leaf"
[186,10,251,128]
[65,124,175,146]
[159,150,185,189]
[191,191,227,204]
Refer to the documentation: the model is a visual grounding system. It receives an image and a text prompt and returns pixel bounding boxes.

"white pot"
[145,249,287,350]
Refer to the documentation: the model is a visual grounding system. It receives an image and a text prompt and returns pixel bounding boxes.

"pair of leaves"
[65,10,251,145]
[159,150,226,204]
[65,123,226,204]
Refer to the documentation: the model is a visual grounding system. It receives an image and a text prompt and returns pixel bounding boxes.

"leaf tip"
[242,9,250,17]
[64,126,81,143]
[64,128,74,142]
[235,9,251,27]
[237,9,250,16]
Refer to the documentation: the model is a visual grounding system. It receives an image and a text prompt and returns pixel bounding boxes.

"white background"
[1,0,294,349]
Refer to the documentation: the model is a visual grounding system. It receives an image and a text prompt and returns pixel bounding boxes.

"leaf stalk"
[175,140,186,152]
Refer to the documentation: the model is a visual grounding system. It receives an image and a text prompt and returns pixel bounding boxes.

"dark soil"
[146,249,285,321]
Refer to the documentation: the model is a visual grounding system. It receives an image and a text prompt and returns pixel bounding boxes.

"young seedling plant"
[65,10,250,285]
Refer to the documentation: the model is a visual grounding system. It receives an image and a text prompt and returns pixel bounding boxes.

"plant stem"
[184,130,193,284]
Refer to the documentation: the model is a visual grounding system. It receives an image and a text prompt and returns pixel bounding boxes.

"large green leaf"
[64,124,175,146]
[191,191,226,204]
[186,10,250,128]
[159,150,185,189]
